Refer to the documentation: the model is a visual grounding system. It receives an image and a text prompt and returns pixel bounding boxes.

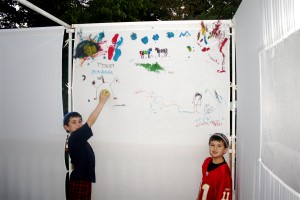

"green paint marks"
[75,40,99,59]
[136,62,164,73]
[83,43,97,57]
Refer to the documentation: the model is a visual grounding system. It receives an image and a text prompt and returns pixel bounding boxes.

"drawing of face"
[75,40,100,59]
[84,43,97,57]
[194,93,202,105]
[92,76,104,87]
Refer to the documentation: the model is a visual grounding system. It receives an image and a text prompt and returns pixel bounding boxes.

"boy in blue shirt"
[64,89,110,200]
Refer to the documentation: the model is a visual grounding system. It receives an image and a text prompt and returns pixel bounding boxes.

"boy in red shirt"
[197,133,232,200]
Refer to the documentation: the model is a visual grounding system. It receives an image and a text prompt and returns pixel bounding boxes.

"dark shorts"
[69,179,92,200]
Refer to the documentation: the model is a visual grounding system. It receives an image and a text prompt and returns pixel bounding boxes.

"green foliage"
[0,0,30,28]
[197,0,243,20]
[143,0,206,21]
[1,0,241,28]
[77,0,148,23]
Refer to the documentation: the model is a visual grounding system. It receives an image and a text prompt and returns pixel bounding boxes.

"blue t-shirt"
[68,123,96,182]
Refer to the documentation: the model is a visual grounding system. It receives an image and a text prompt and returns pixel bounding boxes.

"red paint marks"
[219,38,228,53]
[197,20,229,73]
[107,46,115,60]
[201,47,210,52]
[111,34,119,44]
[108,34,119,60]
[212,21,222,38]
[218,38,228,73]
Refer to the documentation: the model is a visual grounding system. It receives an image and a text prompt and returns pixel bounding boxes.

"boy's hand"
[100,89,110,104]
[87,89,110,127]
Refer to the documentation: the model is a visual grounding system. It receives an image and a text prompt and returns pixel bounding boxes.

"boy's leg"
[69,180,92,200]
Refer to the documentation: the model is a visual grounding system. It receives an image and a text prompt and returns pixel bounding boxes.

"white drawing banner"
[72,20,231,199]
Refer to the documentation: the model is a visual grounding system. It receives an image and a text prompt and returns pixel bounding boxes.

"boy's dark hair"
[63,112,82,126]
[209,133,229,148]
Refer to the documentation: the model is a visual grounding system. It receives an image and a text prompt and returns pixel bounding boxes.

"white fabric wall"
[233,1,263,199]
[0,27,66,200]
[234,0,300,199]
[72,21,231,200]
[260,29,300,197]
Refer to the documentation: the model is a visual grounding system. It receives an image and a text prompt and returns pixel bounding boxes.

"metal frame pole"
[16,0,71,29]
[231,20,237,200]
[66,29,74,112]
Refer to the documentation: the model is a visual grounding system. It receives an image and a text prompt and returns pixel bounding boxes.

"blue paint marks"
[131,32,137,40]
[91,69,113,75]
[152,34,159,41]
[179,31,191,37]
[141,36,149,44]
[113,36,123,61]
[91,32,104,42]
[204,35,208,45]
[97,32,105,42]
[166,32,175,38]
[116,36,123,46]
[113,48,122,61]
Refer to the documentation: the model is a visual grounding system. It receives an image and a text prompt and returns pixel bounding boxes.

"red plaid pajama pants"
[69,180,92,200]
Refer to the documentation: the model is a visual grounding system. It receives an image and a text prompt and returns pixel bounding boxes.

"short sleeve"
[68,123,93,143]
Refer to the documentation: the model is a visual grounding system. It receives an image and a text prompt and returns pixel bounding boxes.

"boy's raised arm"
[87,89,110,127]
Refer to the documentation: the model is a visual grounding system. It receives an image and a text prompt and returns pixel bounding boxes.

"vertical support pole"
[231,20,237,200]
[66,28,74,180]
[66,29,74,112]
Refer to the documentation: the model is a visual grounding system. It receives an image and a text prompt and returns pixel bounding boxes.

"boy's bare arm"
[87,89,110,127]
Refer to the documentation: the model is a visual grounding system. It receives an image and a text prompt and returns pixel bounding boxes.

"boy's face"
[64,117,83,133]
[209,140,227,159]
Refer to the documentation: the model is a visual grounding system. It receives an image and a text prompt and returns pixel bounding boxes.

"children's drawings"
[197,20,229,73]
[194,89,227,127]
[74,30,123,65]
[92,76,119,100]
[135,89,227,127]
[135,90,182,113]
[73,21,230,129]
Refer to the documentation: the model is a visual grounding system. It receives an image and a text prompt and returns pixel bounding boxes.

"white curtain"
[259,0,300,198]
[262,0,300,48]
[0,26,66,200]
[260,29,300,198]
